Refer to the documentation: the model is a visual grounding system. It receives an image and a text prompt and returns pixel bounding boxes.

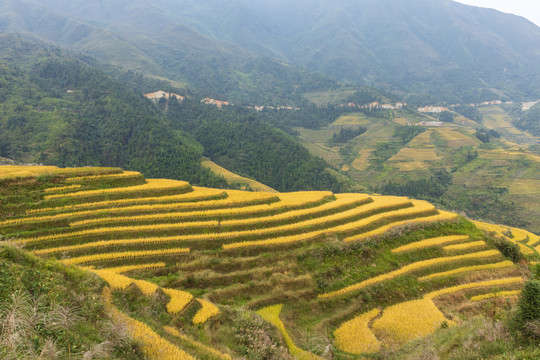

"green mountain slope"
[0,52,226,187]
[0,35,347,192]
[144,0,540,104]
[516,103,540,137]
[0,0,341,105]
[291,106,540,234]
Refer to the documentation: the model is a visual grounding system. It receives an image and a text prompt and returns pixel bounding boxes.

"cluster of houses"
[144,91,299,111]
[144,91,185,102]
[340,101,406,110]
[417,106,449,113]
[144,91,540,115]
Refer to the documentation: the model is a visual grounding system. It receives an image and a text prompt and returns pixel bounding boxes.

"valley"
[1,1,540,358]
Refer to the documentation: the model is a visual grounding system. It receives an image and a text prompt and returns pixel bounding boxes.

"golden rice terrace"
[1,165,538,359]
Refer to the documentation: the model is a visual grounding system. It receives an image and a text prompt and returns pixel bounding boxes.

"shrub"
[514,280,540,339]
[490,237,523,263]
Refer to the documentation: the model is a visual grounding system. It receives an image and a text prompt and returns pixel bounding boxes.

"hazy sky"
[455,0,540,27]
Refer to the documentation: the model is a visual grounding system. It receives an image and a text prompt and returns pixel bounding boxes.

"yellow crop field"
[344,210,460,242]
[351,148,375,171]
[5,164,538,358]
[418,261,515,281]
[60,248,190,265]
[389,148,441,172]
[66,170,142,182]
[89,268,159,295]
[69,191,336,228]
[44,184,82,193]
[371,298,454,346]
[202,159,277,192]
[225,199,445,250]
[0,165,120,179]
[29,195,403,251]
[392,235,470,253]
[223,231,323,250]
[333,113,370,125]
[424,277,524,299]
[333,308,381,354]
[319,249,501,299]
[27,187,226,214]
[470,290,521,302]
[100,262,166,274]
[192,299,220,325]
[164,326,232,359]
[472,220,537,256]
[44,179,191,200]
[102,288,195,360]
[10,191,276,228]
[435,128,479,147]
[0,165,61,178]
[407,130,435,148]
[163,288,194,315]
[257,304,323,360]
[28,195,354,243]
[443,240,487,251]
[91,269,134,290]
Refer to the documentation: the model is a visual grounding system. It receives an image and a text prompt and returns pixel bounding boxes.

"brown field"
[333,113,371,125]
[351,148,375,170]
[436,128,479,147]
[510,179,540,194]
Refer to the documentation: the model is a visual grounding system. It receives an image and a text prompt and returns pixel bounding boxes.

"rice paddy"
[1,165,536,359]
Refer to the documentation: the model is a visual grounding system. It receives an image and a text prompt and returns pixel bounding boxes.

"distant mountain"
[0,0,342,105]
[4,0,540,105]
[144,0,540,104]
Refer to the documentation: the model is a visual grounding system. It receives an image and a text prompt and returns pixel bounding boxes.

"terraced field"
[201,159,278,192]
[1,165,538,359]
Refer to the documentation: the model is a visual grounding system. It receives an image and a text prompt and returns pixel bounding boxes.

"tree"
[439,111,454,123]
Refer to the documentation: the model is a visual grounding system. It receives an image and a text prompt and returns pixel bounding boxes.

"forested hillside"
[0,57,226,187]
[0,0,341,105]
[144,0,540,104]
[0,35,346,192]
[4,0,540,104]
[515,103,540,136]
[167,100,345,192]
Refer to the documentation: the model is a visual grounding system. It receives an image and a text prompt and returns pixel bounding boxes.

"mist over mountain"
[0,0,340,105]
[152,0,540,103]
[2,0,540,104]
